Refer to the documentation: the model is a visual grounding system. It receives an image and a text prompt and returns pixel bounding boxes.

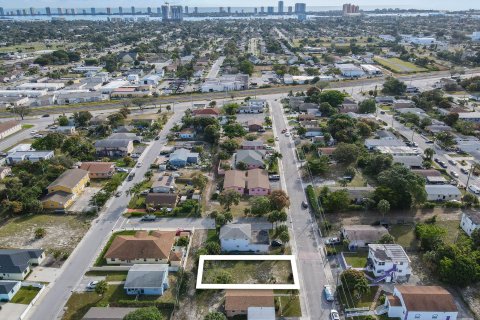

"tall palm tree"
[424,147,435,161]
[268,151,283,170]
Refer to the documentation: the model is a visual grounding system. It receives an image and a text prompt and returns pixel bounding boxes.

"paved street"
[119,217,216,230]
[269,97,335,319]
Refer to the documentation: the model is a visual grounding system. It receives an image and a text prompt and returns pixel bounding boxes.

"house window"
[432,315,438,319]
[415,315,421,319]
[111,258,116,262]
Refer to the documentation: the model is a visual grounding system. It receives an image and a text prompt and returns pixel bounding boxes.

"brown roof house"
[104,230,176,265]
[246,169,270,196]
[79,162,115,179]
[192,108,220,118]
[0,120,21,139]
[145,193,178,211]
[224,290,275,318]
[223,170,247,194]
[341,225,389,251]
[385,285,458,320]
[247,119,264,132]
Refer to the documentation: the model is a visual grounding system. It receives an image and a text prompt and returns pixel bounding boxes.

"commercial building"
[335,64,365,78]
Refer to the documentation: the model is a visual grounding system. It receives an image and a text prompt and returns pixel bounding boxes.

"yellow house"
[42,169,90,209]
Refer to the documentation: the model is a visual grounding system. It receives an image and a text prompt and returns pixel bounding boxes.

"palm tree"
[268,151,283,170]
[424,147,435,161]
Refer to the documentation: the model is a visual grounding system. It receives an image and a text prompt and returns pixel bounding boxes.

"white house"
[341,225,389,250]
[460,212,480,237]
[364,138,405,150]
[425,185,461,201]
[367,244,411,283]
[0,281,21,301]
[0,121,21,140]
[142,75,162,86]
[384,286,458,320]
[458,112,480,123]
[220,224,270,253]
[6,151,55,165]
[335,64,365,78]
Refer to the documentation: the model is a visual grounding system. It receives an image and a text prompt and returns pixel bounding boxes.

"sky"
[1,0,479,10]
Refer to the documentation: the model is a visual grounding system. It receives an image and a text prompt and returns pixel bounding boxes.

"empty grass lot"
[374,57,427,73]
[10,286,41,304]
[338,285,378,309]
[343,251,368,268]
[202,260,293,284]
[276,295,302,317]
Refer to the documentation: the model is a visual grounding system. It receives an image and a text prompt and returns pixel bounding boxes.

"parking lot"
[67,187,100,213]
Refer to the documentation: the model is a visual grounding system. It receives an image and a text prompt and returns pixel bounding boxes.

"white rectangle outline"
[196,255,300,290]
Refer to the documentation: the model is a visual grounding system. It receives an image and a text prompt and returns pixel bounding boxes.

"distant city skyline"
[1,1,479,11]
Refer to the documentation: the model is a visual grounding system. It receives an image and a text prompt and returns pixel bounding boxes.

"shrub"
[422,202,435,209]
[444,201,463,208]
[305,185,321,216]
[35,228,46,239]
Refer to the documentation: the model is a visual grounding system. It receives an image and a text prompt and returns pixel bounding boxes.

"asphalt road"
[28,102,191,320]
[119,217,216,230]
[269,97,335,319]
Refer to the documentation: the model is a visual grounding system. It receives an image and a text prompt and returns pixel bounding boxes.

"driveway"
[0,303,28,320]
[119,217,216,230]
[74,276,106,292]
[27,267,62,283]
[67,187,100,213]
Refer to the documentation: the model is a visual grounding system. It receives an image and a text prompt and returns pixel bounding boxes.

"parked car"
[330,310,340,320]
[468,185,480,195]
[115,191,122,197]
[461,168,469,175]
[271,239,284,247]
[439,161,448,169]
[285,132,291,137]
[324,285,334,302]
[281,129,287,134]
[268,174,280,181]
[141,214,157,221]
[325,237,341,245]
[136,161,143,168]
[127,173,135,181]
[301,201,308,209]
[116,167,129,173]
[448,159,457,165]
[42,114,50,117]
[87,281,99,289]
[450,171,459,178]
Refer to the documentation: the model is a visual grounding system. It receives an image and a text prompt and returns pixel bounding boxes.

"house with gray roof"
[393,155,423,169]
[82,307,138,320]
[0,280,21,301]
[220,224,270,253]
[169,148,199,167]
[124,264,169,296]
[425,185,461,201]
[0,249,45,280]
[109,133,142,143]
[95,139,134,157]
[5,150,54,165]
[234,150,265,169]
[460,211,480,237]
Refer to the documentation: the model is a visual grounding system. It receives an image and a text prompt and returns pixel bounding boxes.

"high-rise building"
[119,6,123,14]
[288,6,293,13]
[267,6,274,14]
[260,7,265,13]
[71,8,76,15]
[343,3,360,15]
[295,3,306,13]
[82,9,87,15]
[57,8,62,15]
[278,1,284,14]
[22,9,27,16]
[254,8,258,14]
[106,7,111,15]
[131,6,135,14]
[16,10,21,15]
[185,6,189,14]
[170,5,183,21]
[30,7,35,15]
[219,7,224,13]
[0,8,4,16]
[161,4,169,20]
[194,7,198,14]
[227,7,231,14]
[91,8,96,15]
[147,7,151,14]
[45,7,51,15]
[157,7,161,14]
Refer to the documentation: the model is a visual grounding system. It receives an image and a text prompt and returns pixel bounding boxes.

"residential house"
[364,138,405,150]
[0,120,21,139]
[104,230,176,265]
[223,170,246,194]
[248,307,276,320]
[124,264,169,296]
[393,99,415,109]
[0,167,11,180]
[220,224,270,253]
[393,156,423,169]
[5,150,54,165]
[56,126,76,135]
[82,307,138,320]
[367,244,411,283]
[375,96,395,104]
[425,185,461,201]
[297,102,319,113]
[341,225,389,251]
[0,249,45,280]
[151,174,176,193]
[179,128,196,139]
[302,120,323,137]
[169,148,199,167]
[145,194,178,210]
[384,286,457,320]
[42,169,90,209]
[109,133,142,143]
[224,290,275,318]
[425,176,448,185]
[95,139,134,157]
[0,281,21,301]
[298,114,316,121]
[235,150,265,169]
[79,162,115,179]
[241,140,265,150]
[460,212,480,237]
[340,99,359,113]
[118,52,139,63]
[318,147,336,158]
[246,169,270,196]
[248,119,264,132]
[376,146,420,156]
[191,108,220,118]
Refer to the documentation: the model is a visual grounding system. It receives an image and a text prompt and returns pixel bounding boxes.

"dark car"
[127,173,135,181]
[301,201,308,209]
[271,239,284,247]
[141,215,156,222]
[42,114,50,117]
[461,168,469,175]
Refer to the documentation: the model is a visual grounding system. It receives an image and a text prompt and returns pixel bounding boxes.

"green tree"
[382,77,407,95]
[472,229,480,248]
[269,190,290,211]
[268,151,283,170]
[279,230,290,244]
[307,156,330,175]
[377,199,390,219]
[332,143,360,165]
[415,223,447,251]
[215,270,233,284]
[204,124,221,143]
[238,60,254,75]
[94,280,108,296]
[220,139,240,153]
[320,187,350,213]
[123,307,164,320]
[73,111,93,127]
[378,234,395,244]
[340,269,369,301]
[31,132,66,150]
[223,123,246,138]
[204,311,227,320]
[206,241,221,254]
[10,105,31,120]
[319,90,346,108]
[192,173,208,190]
[358,99,376,114]
[58,115,69,126]
[250,196,272,216]
[223,103,239,115]
[424,148,435,161]
[218,190,241,211]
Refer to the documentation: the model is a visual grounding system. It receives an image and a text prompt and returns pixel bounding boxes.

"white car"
[87,280,99,289]
[136,162,143,168]
[468,185,480,195]
[285,132,291,137]
[30,130,38,135]
[330,309,340,320]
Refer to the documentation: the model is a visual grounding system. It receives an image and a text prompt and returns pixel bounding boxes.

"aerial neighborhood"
[0,2,480,320]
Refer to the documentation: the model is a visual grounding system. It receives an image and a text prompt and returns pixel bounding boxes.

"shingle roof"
[220,224,251,240]
[464,211,480,225]
[145,193,178,207]
[95,139,132,148]
[82,307,138,320]
[342,225,389,242]
[396,286,457,312]
[0,120,19,134]
[224,170,246,189]
[0,281,19,294]
[79,162,115,174]
[225,290,274,311]
[246,169,270,190]
[124,264,169,289]
[425,185,461,195]
[104,231,176,260]
[0,249,44,274]
[47,169,89,190]
[235,150,264,166]
[42,191,74,205]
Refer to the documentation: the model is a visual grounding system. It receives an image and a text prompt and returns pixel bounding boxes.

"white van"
[468,185,480,195]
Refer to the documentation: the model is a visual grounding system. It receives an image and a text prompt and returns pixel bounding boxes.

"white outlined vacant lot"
[196,255,300,290]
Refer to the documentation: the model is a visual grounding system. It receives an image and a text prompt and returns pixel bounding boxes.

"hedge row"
[305,185,321,216]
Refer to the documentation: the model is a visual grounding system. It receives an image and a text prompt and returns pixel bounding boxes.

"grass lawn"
[21,124,34,129]
[374,57,427,73]
[338,285,378,310]
[10,286,41,304]
[84,271,129,281]
[202,260,293,284]
[437,219,461,244]
[343,251,368,268]
[63,283,174,320]
[390,225,418,249]
[276,295,302,317]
